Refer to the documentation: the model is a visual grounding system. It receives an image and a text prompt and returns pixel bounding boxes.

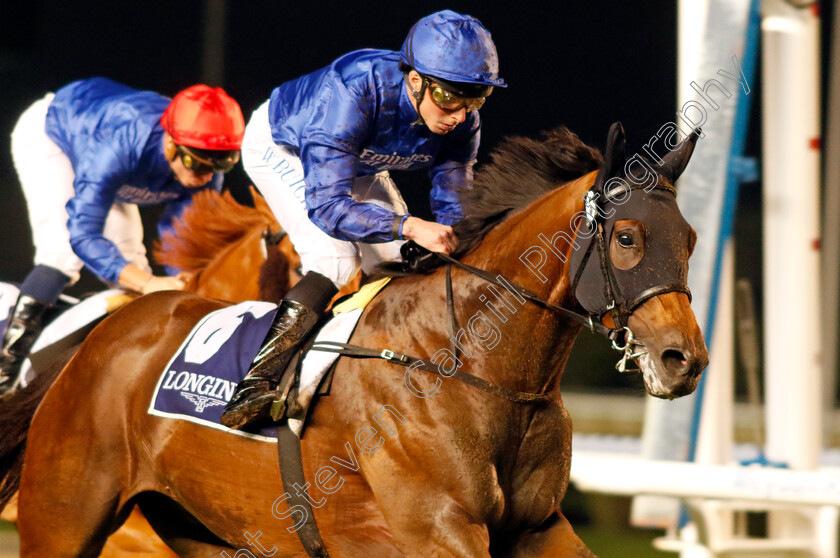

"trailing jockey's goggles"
[176,144,240,175]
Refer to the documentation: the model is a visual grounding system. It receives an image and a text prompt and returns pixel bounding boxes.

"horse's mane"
[154,189,274,273]
[379,126,603,275]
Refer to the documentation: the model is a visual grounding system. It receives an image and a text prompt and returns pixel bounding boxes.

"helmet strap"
[163,134,177,162]
[407,74,429,128]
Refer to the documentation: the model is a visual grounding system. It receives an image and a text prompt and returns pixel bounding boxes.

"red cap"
[160,85,245,150]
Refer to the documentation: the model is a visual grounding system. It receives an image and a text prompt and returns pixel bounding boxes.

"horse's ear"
[592,122,627,193]
[658,127,701,185]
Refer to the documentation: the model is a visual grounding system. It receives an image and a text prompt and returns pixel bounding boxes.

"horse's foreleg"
[373,489,492,557]
[505,512,598,558]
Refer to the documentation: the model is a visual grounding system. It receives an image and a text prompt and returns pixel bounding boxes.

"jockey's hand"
[402,216,457,255]
[118,263,186,294]
[141,276,187,294]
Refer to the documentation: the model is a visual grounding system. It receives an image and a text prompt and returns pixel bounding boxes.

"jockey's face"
[406,71,468,135]
[163,134,215,188]
[171,156,215,187]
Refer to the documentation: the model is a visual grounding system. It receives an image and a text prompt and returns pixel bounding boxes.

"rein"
[435,252,616,338]
[436,253,646,375]
[309,250,641,405]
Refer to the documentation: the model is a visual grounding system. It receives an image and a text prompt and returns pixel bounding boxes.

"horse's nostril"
[662,349,690,374]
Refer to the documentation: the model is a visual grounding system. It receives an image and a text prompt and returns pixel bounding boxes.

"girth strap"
[310,341,554,404]
[276,425,330,557]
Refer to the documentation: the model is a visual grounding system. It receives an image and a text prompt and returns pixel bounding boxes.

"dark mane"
[453,126,603,257]
[378,126,602,275]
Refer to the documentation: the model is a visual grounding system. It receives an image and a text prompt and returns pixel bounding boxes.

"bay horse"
[0,123,708,557]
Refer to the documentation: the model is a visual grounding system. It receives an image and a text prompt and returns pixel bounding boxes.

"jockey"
[221,10,505,429]
[0,78,245,394]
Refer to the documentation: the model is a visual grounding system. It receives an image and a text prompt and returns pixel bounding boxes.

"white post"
[761,0,821,546]
[761,0,821,474]
[696,242,734,468]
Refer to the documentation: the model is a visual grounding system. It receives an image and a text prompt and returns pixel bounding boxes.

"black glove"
[400,241,441,273]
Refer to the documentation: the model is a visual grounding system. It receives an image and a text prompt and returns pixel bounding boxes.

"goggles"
[428,82,487,112]
[176,145,240,174]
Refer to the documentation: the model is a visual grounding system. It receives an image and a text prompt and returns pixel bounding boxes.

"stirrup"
[219,379,286,429]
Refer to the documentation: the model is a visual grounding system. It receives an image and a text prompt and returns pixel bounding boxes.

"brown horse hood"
[570,123,700,327]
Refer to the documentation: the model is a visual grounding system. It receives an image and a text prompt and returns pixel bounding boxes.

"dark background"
[0,1,831,391]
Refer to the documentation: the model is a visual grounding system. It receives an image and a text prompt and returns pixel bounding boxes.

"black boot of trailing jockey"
[0,264,70,396]
[0,295,51,396]
[220,272,338,429]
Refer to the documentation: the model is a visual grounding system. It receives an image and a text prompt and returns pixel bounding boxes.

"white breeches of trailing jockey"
[10,93,149,284]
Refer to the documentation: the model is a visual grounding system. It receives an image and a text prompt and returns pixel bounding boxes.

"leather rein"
[310,246,644,405]
[313,182,695,401]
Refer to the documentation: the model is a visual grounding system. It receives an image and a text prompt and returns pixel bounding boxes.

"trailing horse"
[0,188,358,558]
[0,123,707,557]
[155,187,302,304]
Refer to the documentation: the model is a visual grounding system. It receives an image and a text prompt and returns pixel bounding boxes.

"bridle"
[312,123,700,397]
[569,185,693,330]
[432,171,693,375]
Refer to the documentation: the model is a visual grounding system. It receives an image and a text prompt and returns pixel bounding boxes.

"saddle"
[0,283,134,388]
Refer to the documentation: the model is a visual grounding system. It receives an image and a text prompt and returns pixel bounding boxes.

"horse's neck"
[452,173,594,393]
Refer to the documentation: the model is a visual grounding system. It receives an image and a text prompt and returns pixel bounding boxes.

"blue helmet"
[400,10,506,89]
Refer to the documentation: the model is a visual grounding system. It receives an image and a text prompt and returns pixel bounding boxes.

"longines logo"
[180,392,225,413]
[161,370,236,413]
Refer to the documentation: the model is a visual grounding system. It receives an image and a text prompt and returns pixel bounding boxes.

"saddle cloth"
[147,278,390,442]
[0,282,134,387]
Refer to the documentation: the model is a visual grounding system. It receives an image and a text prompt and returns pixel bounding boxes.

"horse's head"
[569,122,708,399]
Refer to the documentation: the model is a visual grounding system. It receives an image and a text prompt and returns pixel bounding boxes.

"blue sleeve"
[428,114,481,225]
[157,173,224,276]
[65,145,131,284]
[300,74,402,244]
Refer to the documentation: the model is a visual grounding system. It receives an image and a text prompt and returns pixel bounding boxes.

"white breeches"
[10,93,150,284]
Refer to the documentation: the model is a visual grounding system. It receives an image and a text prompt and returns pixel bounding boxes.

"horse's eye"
[617,233,635,247]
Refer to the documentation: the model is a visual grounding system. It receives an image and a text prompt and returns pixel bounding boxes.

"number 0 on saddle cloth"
[148,280,391,441]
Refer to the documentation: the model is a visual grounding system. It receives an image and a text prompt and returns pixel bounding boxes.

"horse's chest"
[501,405,574,525]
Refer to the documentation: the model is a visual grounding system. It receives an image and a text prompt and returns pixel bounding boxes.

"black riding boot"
[220,272,338,429]
[0,295,51,396]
